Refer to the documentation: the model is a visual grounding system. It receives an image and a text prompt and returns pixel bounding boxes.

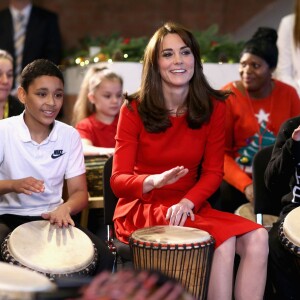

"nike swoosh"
[51,153,65,159]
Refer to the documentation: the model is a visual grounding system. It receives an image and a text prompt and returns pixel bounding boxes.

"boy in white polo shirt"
[0,59,114,273]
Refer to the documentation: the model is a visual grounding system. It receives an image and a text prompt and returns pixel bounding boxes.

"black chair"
[102,156,132,271]
[252,145,282,225]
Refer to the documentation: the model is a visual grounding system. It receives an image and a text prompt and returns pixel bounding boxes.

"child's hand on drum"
[166,198,195,226]
[12,177,44,195]
[42,204,75,227]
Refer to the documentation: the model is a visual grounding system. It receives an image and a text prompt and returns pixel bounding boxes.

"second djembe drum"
[129,225,215,299]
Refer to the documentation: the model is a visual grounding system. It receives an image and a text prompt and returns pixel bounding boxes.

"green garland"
[62,24,244,67]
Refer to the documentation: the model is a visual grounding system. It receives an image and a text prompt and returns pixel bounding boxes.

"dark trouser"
[268,204,300,300]
[0,214,114,275]
[214,180,248,213]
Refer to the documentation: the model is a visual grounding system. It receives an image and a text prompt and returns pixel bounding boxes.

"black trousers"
[0,214,114,275]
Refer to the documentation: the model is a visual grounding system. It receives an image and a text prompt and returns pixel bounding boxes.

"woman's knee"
[237,228,269,257]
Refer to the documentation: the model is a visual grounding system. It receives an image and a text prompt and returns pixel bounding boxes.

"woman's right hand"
[143,166,189,194]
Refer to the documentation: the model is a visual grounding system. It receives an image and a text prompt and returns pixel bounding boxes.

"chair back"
[103,156,118,226]
[252,145,282,219]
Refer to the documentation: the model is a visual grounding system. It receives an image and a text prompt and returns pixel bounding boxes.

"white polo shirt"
[0,113,86,216]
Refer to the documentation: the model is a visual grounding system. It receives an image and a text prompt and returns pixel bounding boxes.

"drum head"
[283,206,300,247]
[131,225,211,247]
[235,203,278,227]
[0,262,55,292]
[5,221,95,275]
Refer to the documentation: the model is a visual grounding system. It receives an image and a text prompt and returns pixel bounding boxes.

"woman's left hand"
[166,198,195,226]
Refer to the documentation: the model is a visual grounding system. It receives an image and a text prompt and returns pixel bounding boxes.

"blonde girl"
[72,67,123,156]
[0,49,23,119]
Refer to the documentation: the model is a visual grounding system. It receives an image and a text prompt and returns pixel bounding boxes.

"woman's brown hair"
[126,22,231,133]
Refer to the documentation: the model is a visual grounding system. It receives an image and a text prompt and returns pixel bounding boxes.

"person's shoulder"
[280,115,300,133]
[54,120,78,133]
[221,81,234,91]
[0,114,22,129]
[31,5,58,18]
[75,115,94,128]
[121,99,139,112]
[280,14,295,26]
[273,79,298,94]
[0,7,10,15]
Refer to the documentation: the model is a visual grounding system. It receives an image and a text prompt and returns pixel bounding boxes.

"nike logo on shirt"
[51,150,65,159]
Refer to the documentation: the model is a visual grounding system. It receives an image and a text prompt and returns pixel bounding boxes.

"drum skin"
[235,203,278,229]
[1,221,98,279]
[129,225,215,299]
[0,262,55,300]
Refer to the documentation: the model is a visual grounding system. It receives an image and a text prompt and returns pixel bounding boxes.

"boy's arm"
[41,173,88,227]
[0,177,44,195]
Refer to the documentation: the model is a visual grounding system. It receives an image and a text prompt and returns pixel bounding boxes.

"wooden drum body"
[0,262,55,300]
[84,155,108,197]
[129,225,215,299]
[1,221,98,280]
[279,206,300,271]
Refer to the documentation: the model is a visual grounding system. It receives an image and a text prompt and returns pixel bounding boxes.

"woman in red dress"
[111,22,268,300]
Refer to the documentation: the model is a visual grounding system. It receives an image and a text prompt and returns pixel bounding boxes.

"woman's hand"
[42,203,75,227]
[143,166,188,193]
[166,198,195,226]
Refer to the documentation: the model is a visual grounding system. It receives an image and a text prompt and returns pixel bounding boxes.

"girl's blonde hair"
[71,66,123,126]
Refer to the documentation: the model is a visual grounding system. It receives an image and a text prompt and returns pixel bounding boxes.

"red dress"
[75,114,119,147]
[111,100,263,247]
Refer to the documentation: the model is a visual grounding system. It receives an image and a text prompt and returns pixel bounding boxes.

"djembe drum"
[84,155,108,197]
[279,206,300,271]
[129,225,215,299]
[1,221,98,280]
[235,203,278,230]
[0,262,55,300]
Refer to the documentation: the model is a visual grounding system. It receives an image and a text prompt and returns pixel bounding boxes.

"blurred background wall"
[0,0,294,54]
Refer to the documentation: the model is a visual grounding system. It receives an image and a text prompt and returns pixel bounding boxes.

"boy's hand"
[42,204,75,227]
[12,177,45,194]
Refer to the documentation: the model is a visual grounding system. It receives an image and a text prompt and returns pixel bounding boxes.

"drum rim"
[1,221,99,279]
[129,236,215,250]
[279,220,300,257]
[1,235,98,278]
